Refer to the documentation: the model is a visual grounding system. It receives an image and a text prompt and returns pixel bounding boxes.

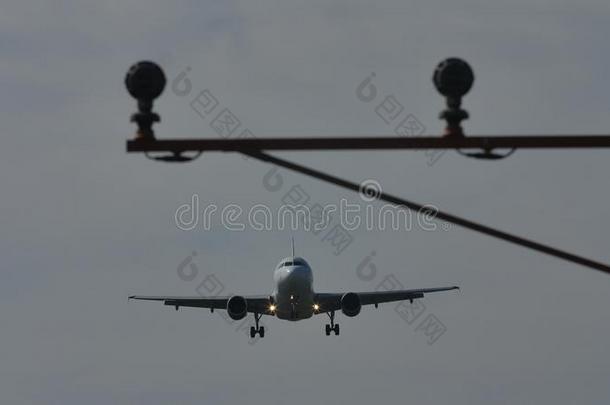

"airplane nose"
[283,266,308,280]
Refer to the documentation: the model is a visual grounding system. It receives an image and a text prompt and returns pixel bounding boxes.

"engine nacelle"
[227,295,248,320]
[341,292,361,317]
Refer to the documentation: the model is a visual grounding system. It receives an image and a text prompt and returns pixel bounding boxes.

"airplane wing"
[313,286,459,313]
[128,295,274,315]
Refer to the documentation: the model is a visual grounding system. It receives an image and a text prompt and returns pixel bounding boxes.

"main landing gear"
[250,312,265,338]
[325,311,340,336]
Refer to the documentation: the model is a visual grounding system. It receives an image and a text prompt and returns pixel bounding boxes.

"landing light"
[269,304,276,312]
[313,304,320,311]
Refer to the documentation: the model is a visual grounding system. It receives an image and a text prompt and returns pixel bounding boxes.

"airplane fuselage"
[272,257,315,321]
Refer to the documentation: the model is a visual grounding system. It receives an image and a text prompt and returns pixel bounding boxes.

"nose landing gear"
[324,311,340,336]
[289,294,300,321]
[250,312,265,338]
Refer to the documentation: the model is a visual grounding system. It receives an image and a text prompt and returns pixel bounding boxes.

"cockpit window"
[278,260,305,268]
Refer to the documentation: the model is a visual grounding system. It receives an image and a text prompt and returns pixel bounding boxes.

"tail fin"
[291,236,295,257]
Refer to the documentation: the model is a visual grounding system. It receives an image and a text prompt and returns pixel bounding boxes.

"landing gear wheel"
[325,311,339,336]
[250,313,265,339]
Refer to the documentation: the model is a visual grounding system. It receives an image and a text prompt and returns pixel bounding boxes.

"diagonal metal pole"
[242,150,610,276]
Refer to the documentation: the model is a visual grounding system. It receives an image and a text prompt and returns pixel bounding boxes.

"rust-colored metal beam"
[127,135,610,153]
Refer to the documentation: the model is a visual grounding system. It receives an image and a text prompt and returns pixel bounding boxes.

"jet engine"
[227,295,248,320]
[341,292,361,317]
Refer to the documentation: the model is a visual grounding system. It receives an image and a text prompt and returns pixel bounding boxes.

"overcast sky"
[1,0,610,404]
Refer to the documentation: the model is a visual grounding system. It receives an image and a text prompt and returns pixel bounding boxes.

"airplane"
[129,241,459,338]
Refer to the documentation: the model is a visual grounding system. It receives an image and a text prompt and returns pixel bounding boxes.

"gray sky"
[1,0,610,404]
